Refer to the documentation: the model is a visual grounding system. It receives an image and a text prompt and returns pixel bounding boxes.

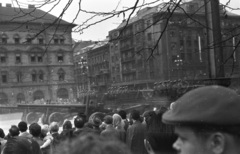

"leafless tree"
[5,0,240,76]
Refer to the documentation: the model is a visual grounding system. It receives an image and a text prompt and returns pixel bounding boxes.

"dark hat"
[92,117,102,127]
[104,115,113,125]
[162,85,240,126]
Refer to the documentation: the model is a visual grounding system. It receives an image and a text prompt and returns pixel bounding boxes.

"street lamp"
[174,55,183,79]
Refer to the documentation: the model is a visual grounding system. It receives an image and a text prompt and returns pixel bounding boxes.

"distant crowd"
[0,107,176,154]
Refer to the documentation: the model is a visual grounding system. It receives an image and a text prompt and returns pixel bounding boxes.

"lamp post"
[174,55,183,79]
[77,56,89,101]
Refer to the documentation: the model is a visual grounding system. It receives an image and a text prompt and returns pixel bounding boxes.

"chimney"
[28,5,35,9]
[6,4,12,7]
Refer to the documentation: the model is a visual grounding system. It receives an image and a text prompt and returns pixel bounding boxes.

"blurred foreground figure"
[57,134,132,154]
[2,136,42,154]
[126,110,147,154]
[163,85,240,154]
[144,108,176,154]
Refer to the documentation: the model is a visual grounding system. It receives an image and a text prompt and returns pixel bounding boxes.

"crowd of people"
[1,85,240,154]
[0,106,176,154]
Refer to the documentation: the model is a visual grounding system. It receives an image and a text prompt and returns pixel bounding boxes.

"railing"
[122,68,136,74]
[121,57,135,63]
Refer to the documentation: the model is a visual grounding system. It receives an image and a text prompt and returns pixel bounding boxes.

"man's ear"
[208,132,225,154]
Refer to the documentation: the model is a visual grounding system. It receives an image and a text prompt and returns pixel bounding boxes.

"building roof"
[115,1,240,30]
[0,5,73,25]
[74,39,109,56]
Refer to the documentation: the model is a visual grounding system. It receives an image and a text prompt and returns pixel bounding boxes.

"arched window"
[1,71,8,83]
[58,68,65,81]
[53,35,58,44]
[16,93,25,103]
[0,92,8,104]
[1,34,8,44]
[59,35,65,44]
[38,35,44,44]
[13,34,20,44]
[33,90,44,101]
[57,88,68,99]
[16,72,22,83]
[57,53,64,62]
[26,34,32,44]
[32,70,37,82]
[38,70,44,82]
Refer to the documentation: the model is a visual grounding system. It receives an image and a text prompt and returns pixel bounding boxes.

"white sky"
[0,0,239,41]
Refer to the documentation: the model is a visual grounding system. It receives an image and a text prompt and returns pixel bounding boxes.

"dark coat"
[126,121,147,154]
[100,125,119,139]
[116,128,126,143]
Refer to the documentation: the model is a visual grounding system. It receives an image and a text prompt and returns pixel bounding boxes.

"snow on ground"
[0,112,22,135]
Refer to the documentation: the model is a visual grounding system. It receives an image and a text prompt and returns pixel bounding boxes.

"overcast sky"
[0,0,239,41]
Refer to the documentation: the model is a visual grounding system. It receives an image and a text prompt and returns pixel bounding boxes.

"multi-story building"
[0,4,76,105]
[108,0,240,90]
[73,41,95,101]
[73,40,110,103]
[88,41,110,97]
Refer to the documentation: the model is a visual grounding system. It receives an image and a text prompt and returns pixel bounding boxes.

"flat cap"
[162,85,240,126]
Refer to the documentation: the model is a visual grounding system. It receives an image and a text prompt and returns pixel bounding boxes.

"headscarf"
[112,114,125,130]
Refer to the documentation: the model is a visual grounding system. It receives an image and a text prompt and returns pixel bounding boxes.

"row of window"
[88,54,109,65]
[0,88,69,104]
[0,34,65,44]
[0,53,64,64]
[0,68,66,83]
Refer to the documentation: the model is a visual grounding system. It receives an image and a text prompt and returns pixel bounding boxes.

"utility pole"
[204,0,224,78]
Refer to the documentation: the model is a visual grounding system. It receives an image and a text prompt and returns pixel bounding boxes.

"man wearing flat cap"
[162,85,240,154]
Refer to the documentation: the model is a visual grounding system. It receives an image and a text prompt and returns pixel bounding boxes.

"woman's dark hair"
[29,123,41,137]
[0,128,5,138]
[63,120,72,130]
[118,110,127,119]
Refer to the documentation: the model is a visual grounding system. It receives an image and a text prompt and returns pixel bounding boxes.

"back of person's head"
[104,115,113,125]
[9,125,20,137]
[74,117,85,129]
[92,117,102,127]
[118,110,127,120]
[63,120,72,130]
[2,136,41,154]
[18,121,28,132]
[77,113,87,123]
[0,128,5,138]
[49,122,59,133]
[41,124,49,135]
[29,123,41,137]
[57,134,132,154]
[131,110,140,121]
[143,110,157,127]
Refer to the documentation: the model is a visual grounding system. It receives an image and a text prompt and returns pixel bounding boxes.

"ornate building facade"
[0,4,75,105]
[108,0,240,88]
